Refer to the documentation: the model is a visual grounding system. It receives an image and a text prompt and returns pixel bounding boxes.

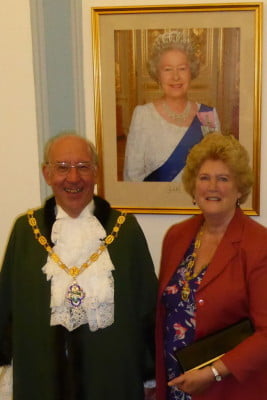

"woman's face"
[194,159,241,221]
[157,49,191,100]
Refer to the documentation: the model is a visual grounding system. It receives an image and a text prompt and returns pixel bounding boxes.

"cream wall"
[0,1,41,263]
[1,0,267,273]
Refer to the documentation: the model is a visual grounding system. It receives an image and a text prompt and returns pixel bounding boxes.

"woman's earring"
[236,198,240,207]
[192,198,196,205]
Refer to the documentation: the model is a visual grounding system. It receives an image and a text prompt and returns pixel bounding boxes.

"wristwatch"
[210,365,222,382]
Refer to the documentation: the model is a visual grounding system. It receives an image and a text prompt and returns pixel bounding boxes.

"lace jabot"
[42,203,115,332]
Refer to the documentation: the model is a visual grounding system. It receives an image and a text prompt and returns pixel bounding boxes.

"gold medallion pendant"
[66,281,85,307]
[181,227,207,301]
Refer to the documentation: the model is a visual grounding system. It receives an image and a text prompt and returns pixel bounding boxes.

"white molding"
[29,0,51,200]
[81,0,97,142]
[70,0,86,137]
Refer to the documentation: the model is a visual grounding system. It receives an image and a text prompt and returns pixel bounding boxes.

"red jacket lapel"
[199,208,245,292]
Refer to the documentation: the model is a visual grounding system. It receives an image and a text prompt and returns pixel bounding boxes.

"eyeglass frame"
[45,161,97,176]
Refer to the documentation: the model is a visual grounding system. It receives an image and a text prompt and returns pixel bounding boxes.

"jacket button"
[198,299,205,306]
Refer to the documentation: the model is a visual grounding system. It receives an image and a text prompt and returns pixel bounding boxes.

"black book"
[175,318,254,372]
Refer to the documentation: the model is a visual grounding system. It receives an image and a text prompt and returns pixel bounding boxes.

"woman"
[156,133,267,400]
[123,30,220,182]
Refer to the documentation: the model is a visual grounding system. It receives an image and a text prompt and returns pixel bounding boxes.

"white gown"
[123,102,220,182]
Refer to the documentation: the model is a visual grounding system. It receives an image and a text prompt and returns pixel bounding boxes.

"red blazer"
[156,208,267,400]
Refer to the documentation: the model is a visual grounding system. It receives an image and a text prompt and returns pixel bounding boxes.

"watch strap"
[211,365,222,382]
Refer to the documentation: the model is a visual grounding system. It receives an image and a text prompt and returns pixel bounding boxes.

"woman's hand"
[168,360,230,395]
[168,366,215,395]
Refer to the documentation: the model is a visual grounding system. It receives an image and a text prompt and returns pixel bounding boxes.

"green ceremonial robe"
[0,196,157,400]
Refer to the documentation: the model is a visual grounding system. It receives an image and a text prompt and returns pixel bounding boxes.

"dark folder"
[175,318,254,372]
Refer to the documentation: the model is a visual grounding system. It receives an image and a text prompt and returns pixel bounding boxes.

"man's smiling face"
[42,136,97,218]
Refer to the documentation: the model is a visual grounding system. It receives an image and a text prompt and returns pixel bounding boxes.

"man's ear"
[94,165,99,181]
[42,164,51,186]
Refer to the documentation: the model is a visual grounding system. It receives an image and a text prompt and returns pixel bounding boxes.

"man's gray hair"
[43,132,98,166]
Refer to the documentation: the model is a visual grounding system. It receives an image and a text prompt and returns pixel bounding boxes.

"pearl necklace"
[181,227,208,301]
[27,209,126,307]
[162,100,191,122]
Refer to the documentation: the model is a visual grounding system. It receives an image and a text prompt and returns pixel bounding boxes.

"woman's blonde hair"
[147,31,200,82]
[182,133,254,204]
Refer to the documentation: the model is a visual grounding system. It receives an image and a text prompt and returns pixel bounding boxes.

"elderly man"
[0,133,157,400]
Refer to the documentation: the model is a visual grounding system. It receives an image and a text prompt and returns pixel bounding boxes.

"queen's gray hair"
[147,31,200,82]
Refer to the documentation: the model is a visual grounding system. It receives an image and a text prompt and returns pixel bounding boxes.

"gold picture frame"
[91,3,262,215]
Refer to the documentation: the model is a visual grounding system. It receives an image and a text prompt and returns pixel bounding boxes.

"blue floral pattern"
[162,240,207,400]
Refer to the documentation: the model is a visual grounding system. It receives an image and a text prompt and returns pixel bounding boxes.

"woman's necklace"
[27,209,127,307]
[181,227,208,301]
[162,100,191,122]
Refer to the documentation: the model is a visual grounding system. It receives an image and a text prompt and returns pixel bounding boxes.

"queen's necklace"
[181,227,208,301]
[162,100,191,122]
[27,209,126,307]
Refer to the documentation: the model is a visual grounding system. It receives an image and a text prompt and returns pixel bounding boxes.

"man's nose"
[66,166,80,181]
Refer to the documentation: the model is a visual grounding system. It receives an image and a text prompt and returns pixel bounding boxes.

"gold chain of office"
[27,209,127,278]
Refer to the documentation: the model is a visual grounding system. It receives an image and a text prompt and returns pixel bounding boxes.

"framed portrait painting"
[91,3,262,215]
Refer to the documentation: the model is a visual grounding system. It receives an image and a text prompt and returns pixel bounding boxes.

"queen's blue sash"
[144,104,213,182]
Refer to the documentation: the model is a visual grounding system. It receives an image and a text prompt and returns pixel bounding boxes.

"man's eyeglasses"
[46,162,95,176]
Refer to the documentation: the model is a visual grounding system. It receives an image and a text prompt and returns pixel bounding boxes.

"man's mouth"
[64,188,82,193]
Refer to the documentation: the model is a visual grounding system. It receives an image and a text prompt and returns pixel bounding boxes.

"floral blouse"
[162,240,207,400]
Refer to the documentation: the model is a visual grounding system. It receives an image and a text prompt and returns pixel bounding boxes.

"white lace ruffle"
[42,205,115,332]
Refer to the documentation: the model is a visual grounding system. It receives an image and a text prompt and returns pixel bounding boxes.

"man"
[0,133,157,400]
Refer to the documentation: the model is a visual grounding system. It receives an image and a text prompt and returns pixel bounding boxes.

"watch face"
[211,366,222,382]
